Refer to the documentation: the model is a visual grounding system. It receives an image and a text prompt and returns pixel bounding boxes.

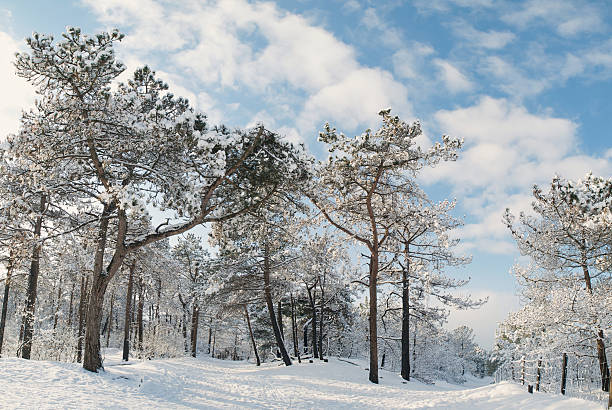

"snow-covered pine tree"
[10,27,310,372]
[504,173,612,392]
[311,109,461,383]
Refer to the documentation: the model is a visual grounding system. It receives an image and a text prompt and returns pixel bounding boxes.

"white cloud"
[434,59,473,93]
[0,31,35,141]
[450,21,516,49]
[297,68,412,134]
[414,0,493,13]
[422,97,612,255]
[481,56,548,98]
[342,0,361,13]
[502,0,606,37]
[361,7,381,30]
[391,42,434,79]
[84,0,411,140]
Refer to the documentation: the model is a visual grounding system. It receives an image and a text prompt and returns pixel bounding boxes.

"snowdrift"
[0,353,600,409]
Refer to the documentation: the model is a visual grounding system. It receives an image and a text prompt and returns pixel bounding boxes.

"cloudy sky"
[1,0,611,347]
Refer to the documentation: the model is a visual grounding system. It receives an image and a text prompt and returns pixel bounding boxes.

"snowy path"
[0,353,600,409]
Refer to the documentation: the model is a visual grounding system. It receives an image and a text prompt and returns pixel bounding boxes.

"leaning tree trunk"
[401,245,411,381]
[244,305,260,366]
[0,256,14,356]
[83,273,112,371]
[263,244,291,366]
[122,262,135,361]
[21,194,46,360]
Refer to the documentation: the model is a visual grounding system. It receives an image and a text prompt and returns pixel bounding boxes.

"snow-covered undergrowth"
[0,351,600,409]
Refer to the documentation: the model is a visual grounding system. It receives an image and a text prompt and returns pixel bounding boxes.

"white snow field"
[0,352,601,409]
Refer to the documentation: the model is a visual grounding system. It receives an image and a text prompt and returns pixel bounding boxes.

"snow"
[0,351,601,409]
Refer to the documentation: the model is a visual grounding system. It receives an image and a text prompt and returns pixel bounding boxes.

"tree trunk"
[368,254,379,384]
[67,282,75,329]
[123,262,135,361]
[76,275,88,363]
[190,302,199,357]
[412,317,418,375]
[53,275,63,331]
[207,317,212,354]
[307,286,318,359]
[597,330,611,392]
[106,291,114,348]
[0,257,13,356]
[583,263,610,391]
[561,353,568,395]
[263,244,291,366]
[318,288,324,360]
[83,204,125,372]
[244,305,260,366]
[277,300,284,340]
[21,194,46,359]
[401,247,410,381]
[304,321,308,354]
[137,276,144,355]
[178,294,188,353]
[290,294,300,361]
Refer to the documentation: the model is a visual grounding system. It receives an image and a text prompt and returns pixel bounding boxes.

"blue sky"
[1,0,611,347]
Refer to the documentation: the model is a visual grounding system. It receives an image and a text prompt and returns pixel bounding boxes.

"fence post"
[561,353,568,395]
[536,358,542,392]
[521,356,526,385]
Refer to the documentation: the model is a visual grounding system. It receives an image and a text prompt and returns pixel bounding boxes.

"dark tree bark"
[76,275,89,363]
[178,293,189,353]
[0,255,14,356]
[106,291,114,348]
[561,353,568,395]
[401,246,411,381]
[244,305,260,366]
[290,294,300,362]
[307,285,318,359]
[263,244,291,366]
[21,194,46,359]
[318,283,325,360]
[207,317,213,354]
[137,276,144,354]
[122,262,135,361]
[190,303,199,357]
[67,282,75,329]
[53,275,63,331]
[304,321,308,354]
[368,255,379,383]
[412,316,418,375]
[582,263,610,392]
[277,300,284,339]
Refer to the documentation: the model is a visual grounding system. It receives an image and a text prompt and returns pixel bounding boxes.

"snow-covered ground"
[0,351,601,409]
